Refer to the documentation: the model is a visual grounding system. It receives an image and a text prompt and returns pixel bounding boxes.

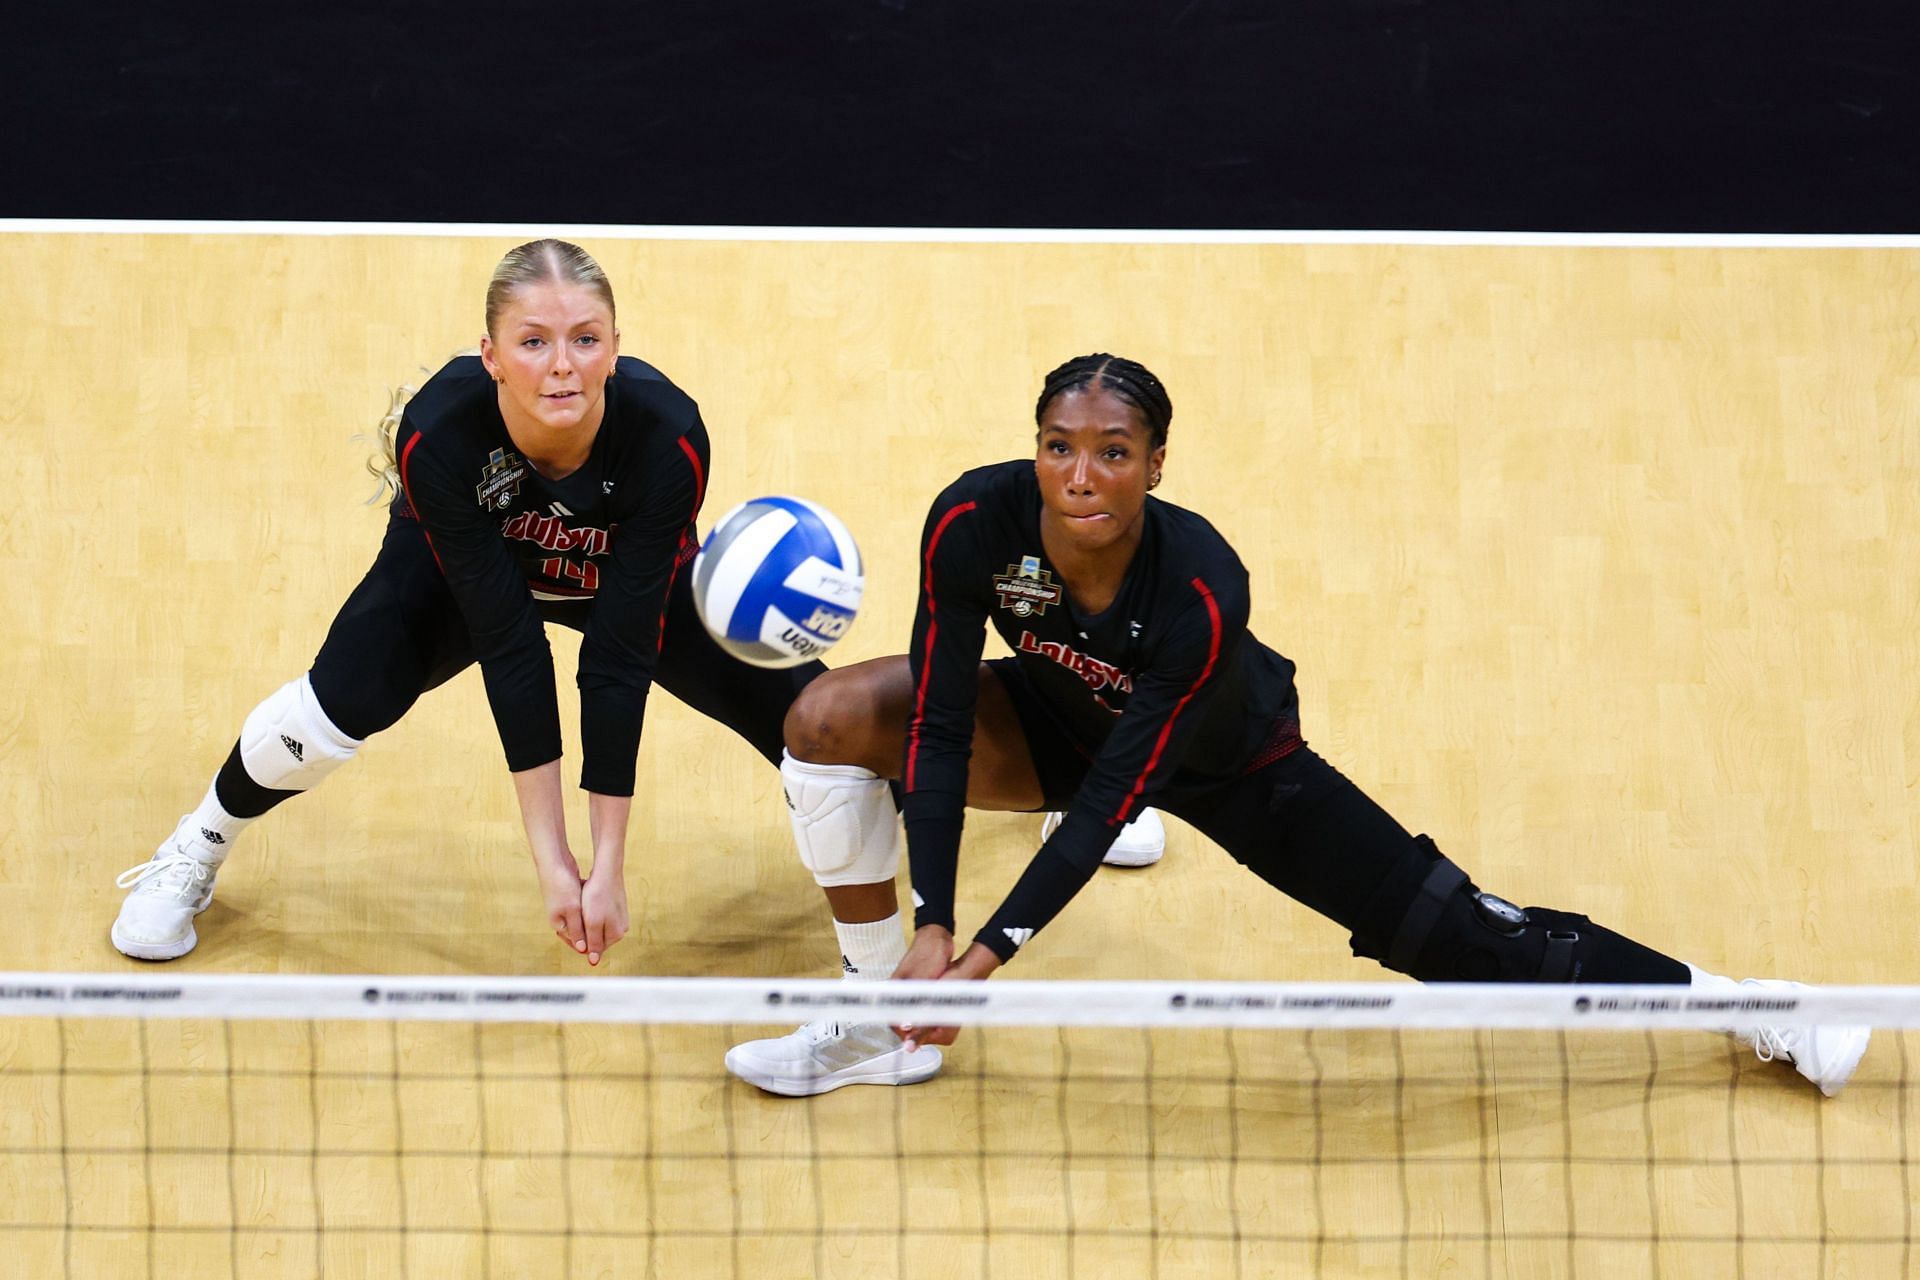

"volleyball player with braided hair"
[112,240,818,965]
[726,353,1872,1098]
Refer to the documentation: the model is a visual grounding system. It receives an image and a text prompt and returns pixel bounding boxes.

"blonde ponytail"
[359,380,417,506]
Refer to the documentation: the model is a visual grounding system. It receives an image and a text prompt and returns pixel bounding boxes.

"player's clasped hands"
[579,870,629,966]
[538,857,630,966]
[538,853,591,957]
[892,925,1001,1049]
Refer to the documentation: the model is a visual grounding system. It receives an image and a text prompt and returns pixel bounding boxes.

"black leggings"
[220,519,816,816]
[309,518,817,759]
[1173,751,1684,984]
[988,658,1685,984]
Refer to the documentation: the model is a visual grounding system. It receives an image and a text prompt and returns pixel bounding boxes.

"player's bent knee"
[238,675,365,793]
[782,675,854,762]
[782,668,893,767]
[1351,836,1593,983]
[781,751,900,887]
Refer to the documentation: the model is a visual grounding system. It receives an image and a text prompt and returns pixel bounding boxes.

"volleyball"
[692,496,864,668]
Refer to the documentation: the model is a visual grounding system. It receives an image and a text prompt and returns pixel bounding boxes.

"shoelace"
[115,852,216,899]
[1746,1024,1799,1065]
[801,1020,847,1045]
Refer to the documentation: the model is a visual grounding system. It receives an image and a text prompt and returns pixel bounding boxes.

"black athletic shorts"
[308,516,819,766]
[984,655,1429,948]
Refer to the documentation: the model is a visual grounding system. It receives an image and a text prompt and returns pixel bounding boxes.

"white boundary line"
[1,973,1914,1029]
[3,218,1919,249]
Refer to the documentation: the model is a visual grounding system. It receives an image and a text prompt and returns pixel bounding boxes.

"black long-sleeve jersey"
[393,354,707,796]
[903,461,1302,961]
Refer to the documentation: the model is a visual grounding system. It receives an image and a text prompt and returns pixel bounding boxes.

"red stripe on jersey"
[904,500,978,792]
[665,438,705,654]
[655,533,689,654]
[397,431,444,573]
[1112,577,1223,824]
[677,436,707,515]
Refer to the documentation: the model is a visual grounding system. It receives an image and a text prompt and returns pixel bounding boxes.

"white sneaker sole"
[724,1044,944,1097]
[111,893,211,962]
[1808,1028,1871,1098]
[110,917,200,961]
[1102,843,1164,868]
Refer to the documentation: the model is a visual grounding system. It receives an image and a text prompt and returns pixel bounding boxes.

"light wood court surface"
[0,233,1916,1277]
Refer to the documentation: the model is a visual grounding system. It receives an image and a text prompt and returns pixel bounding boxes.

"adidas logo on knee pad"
[239,677,360,793]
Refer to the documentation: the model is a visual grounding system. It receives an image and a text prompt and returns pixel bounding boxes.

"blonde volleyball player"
[112,240,822,966]
[726,354,1870,1098]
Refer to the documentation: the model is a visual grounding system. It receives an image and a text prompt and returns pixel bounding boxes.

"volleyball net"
[1,973,1914,1279]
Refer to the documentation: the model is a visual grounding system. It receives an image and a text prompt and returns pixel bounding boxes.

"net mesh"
[1,973,1914,1279]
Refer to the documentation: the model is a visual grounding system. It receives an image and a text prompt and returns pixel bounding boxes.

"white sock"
[177,781,254,865]
[834,913,907,981]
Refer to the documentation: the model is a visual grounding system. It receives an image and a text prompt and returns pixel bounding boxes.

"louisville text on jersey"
[1015,630,1133,695]
[500,510,616,557]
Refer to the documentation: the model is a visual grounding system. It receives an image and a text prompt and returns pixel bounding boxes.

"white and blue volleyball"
[692,497,864,668]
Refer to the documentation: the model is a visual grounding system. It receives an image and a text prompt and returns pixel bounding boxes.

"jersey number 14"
[539,557,599,592]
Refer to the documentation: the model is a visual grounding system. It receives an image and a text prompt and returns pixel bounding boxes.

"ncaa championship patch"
[993,558,1062,617]
[476,448,528,511]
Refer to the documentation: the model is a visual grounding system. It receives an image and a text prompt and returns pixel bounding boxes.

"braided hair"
[1034,354,1172,449]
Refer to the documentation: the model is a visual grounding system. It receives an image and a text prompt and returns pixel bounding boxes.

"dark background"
[8,1,1918,230]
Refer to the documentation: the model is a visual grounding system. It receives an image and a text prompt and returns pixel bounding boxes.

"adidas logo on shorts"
[280,734,304,763]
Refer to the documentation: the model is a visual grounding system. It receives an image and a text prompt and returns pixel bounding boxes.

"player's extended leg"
[1174,745,1869,1096]
[651,566,823,767]
[725,656,1044,1096]
[112,522,475,960]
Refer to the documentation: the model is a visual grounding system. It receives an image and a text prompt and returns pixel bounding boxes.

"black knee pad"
[1350,838,1593,982]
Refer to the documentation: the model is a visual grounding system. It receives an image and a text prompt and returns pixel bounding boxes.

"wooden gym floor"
[0,232,1914,1277]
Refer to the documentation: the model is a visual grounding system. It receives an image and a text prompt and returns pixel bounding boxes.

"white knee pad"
[781,751,901,888]
[238,675,364,792]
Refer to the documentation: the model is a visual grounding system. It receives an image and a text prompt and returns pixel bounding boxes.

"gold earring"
[1149,474,1161,490]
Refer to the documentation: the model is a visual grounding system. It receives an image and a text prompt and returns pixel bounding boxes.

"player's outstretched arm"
[580,791,632,965]
[511,760,588,957]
